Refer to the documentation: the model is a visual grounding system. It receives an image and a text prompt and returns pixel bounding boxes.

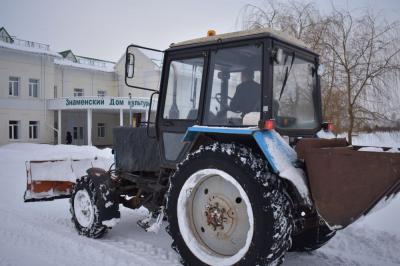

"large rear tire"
[166,143,293,265]
[70,174,120,238]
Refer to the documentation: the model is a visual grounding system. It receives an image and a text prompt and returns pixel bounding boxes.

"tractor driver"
[229,68,261,116]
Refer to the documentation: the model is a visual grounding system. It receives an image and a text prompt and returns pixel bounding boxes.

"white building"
[0,27,159,146]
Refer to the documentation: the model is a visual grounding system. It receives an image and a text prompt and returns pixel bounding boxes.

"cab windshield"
[273,50,318,130]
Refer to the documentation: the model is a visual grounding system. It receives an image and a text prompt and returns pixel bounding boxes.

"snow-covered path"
[0,139,399,266]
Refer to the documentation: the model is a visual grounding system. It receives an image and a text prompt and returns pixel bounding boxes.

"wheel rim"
[177,169,254,266]
[74,189,95,228]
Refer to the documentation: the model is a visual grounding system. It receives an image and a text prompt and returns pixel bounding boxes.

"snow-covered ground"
[0,132,399,266]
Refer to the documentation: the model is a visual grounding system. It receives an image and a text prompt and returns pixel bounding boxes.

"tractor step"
[137,206,165,233]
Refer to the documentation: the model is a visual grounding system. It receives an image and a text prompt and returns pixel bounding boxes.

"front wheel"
[70,174,120,238]
[166,143,293,265]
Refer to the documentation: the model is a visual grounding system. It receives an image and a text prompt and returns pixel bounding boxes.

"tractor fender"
[183,126,312,205]
[86,167,107,177]
[85,168,110,188]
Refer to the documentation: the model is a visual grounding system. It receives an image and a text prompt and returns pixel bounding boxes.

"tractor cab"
[126,28,322,167]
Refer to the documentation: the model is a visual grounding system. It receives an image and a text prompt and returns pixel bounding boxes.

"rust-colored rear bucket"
[297,139,400,228]
[24,160,75,202]
[26,180,74,195]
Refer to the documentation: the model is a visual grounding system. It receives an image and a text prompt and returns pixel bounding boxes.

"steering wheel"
[215,93,245,116]
[215,92,233,105]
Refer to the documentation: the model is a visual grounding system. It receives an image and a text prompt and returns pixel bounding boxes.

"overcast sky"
[1,0,399,62]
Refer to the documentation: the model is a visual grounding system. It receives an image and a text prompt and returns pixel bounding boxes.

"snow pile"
[340,131,400,148]
[0,143,113,161]
[102,218,121,228]
[29,158,112,182]
[316,129,336,139]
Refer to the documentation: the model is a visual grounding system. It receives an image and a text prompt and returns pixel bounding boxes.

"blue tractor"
[68,29,400,265]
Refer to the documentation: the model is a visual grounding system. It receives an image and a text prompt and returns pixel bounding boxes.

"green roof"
[0,27,14,43]
[59,50,78,62]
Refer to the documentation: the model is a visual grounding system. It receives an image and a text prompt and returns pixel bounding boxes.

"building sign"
[47,96,152,111]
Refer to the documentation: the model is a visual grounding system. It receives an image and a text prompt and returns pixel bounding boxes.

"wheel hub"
[205,202,228,231]
[185,173,252,257]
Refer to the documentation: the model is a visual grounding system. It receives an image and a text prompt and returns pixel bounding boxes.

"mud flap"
[24,158,113,202]
[299,139,400,228]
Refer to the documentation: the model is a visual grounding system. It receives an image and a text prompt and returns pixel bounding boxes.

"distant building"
[0,27,159,146]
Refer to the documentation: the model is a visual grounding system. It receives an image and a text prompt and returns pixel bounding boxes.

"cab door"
[157,51,207,168]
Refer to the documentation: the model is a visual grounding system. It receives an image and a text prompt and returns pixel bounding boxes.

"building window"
[73,127,77,139]
[9,77,19,96]
[97,90,106,97]
[73,126,84,139]
[54,85,57,98]
[29,121,39,139]
[9,120,20,140]
[29,79,39,97]
[74,88,84,97]
[97,123,105,137]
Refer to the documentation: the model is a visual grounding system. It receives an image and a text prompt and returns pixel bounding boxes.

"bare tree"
[239,0,340,128]
[238,0,282,29]
[324,8,400,143]
[238,0,328,50]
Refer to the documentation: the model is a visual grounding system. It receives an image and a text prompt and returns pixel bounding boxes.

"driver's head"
[241,68,254,82]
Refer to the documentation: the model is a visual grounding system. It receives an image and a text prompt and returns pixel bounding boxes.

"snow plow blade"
[24,158,112,202]
[297,139,400,229]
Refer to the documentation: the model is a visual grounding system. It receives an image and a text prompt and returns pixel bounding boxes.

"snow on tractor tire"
[70,169,120,238]
[166,143,293,265]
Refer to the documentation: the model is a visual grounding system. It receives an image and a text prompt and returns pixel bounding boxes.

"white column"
[145,110,149,124]
[87,109,92,146]
[58,110,62,144]
[119,109,123,126]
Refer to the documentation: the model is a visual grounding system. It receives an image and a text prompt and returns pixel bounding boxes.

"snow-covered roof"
[170,28,313,52]
[56,48,116,72]
[0,39,115,72]
[0,39,62,57]
[54,58,115,72]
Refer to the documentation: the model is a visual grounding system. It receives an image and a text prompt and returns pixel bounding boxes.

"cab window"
[163,57,204,120]
[204,44,262,126]
[273,50,318,130]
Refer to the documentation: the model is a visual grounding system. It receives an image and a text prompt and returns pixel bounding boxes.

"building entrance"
[72,126,85,145]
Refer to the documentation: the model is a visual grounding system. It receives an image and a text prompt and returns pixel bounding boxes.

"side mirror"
[125,48,135,78]
[317,64,325,76]
[124,44,164,92]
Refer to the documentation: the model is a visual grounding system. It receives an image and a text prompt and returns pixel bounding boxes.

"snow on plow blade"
[24,158,112,202]
[297,139,400,228]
